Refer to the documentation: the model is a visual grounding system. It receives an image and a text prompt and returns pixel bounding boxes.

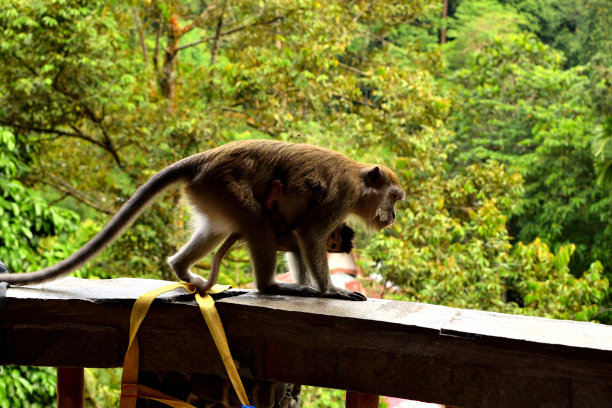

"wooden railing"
[1,277,612,408]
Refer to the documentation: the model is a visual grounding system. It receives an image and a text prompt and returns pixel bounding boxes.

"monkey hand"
[322,287,367,301]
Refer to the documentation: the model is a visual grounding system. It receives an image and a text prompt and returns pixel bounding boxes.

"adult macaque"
[2,140,404,301]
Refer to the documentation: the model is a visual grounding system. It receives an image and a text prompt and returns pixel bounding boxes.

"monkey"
[264,178,354,253]
[1,139,405,301]
[205,180,356,295]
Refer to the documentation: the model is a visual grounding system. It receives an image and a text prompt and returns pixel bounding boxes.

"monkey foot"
[185,274,213,296]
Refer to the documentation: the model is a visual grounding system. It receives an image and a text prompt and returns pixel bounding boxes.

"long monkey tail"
[1,157,198,285]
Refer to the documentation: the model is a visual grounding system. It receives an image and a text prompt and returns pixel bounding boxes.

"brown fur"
[2,140,404,301]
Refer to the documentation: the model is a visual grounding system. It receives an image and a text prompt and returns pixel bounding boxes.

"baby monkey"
[265,178,354,253]
[1,140,404,301]
[207,180,356,294]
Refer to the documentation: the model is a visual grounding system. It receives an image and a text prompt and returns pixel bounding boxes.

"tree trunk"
[440,0,449,44]
[161,13,180,113]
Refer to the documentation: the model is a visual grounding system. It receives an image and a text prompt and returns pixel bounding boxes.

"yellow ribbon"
[119,282,252,408]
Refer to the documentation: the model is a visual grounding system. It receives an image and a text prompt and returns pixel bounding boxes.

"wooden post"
[346,391,379,408]
[57,367,84,408]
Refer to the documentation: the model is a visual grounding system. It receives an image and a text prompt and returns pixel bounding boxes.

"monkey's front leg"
[246,227,319,298]
[298,232,367,301]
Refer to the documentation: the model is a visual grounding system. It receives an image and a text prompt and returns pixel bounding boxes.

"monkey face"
[359,165,405,230]
[374,193,402,228]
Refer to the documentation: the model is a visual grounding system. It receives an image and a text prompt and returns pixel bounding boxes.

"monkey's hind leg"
[168,225,227,293]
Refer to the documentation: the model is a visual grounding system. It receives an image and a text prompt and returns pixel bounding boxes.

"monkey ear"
[361,166,382,187]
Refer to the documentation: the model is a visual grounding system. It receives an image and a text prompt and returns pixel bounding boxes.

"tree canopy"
[0,0,610,405]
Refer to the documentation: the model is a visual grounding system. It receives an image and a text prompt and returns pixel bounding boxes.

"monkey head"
[326,223,355,253]
[357,165,405,230]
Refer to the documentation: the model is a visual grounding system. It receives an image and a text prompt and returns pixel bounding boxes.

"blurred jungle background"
[0,0,610,406]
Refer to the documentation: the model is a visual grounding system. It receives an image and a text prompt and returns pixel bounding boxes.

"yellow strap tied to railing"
[119,282,253,408]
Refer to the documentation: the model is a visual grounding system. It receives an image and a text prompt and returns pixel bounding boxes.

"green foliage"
[0,0,202,278]
[366,158,515,309]
[449,33,612,275]
[507,239,608,320]
[84,368,122,407]
[1,0,611,404]
[444,0,528,68]
[0,128,82,272]
[500,0,612,116]
[502,0,612,68]
[300,386,346,408]
[593,117,612,188]
[0,366,56,408]
[366,153,609,320]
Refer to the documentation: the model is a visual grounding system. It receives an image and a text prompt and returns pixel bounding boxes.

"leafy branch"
[176,15,284,52]
[35,171,113,215]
